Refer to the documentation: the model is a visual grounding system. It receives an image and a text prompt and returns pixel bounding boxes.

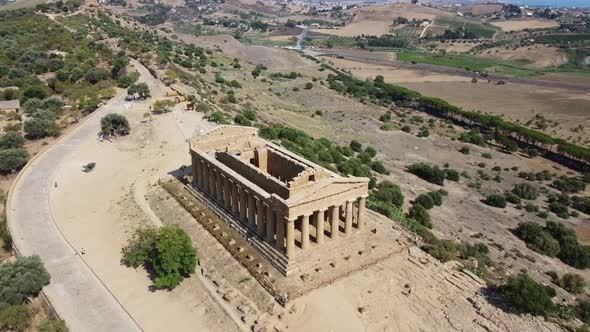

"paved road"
[6,60,154,332]
[313,48,590,92]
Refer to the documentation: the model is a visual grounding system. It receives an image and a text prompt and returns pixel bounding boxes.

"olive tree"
[100,113,130,136]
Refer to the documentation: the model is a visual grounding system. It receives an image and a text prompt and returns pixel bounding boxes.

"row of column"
[284,197,366,257]
[193,155,277,240]
[192,155,366,258]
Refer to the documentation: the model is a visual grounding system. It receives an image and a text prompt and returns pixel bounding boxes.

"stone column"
[265,205,275,243]
[276,215,286,252]
[215,171,223,203]
[197,158,204,189]
[239,187,248,223]
[315,210,325,244]
[256,198,265,237]
[223,176,231,210]
[286,218,295,258]
[248,193,256,227]
[202,163,209,193]
[231,182,239,216]
[192,154,198,186]
[357,196,366,230]
[345,200,353,236]
[330,205,338,239]
[209,167,216,198]
[301,215,310,250]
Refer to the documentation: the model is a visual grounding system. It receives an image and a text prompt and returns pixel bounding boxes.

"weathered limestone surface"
[189,126,369,275]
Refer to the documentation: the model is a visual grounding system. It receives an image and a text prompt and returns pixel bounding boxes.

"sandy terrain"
[49,62,240,332]
[325,57,470,83]
[463,4,503,16]
[479,45,568,68]
[491,19,560,32]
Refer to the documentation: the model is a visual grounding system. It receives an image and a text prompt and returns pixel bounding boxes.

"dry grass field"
[324,57,470,83]
[463,4,503,16]
[491,19,560,32]
[313,3,451,37]
[478,45,569,68]
[400,81,590,142]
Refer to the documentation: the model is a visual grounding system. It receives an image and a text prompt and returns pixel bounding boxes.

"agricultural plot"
[435,16,498,39]
[391,26,421,38]
[424,25,447,38]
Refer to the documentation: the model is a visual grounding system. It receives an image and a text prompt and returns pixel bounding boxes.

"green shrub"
[546,221,590,269]
[459,146,470,155]
[349,140,362,152]
[243,109,256,121]
[484,194,506,208]
[365,146,377,158]
[577,301,590,324]
[459,128,485,146]
[555,273,586,294]
[417,127,430,137]
[401,125,411,133]
[370,161,388,174]
[209,112,226,124]
[372,181,404,208]
[553,176,586,194]
[407,163,445,185]
[414,194,434,210]
[100,113,129,136]
[512,183,538,200]
[304,82,313,89]
[408,204,431,228]
[38,318,68,332]
[358,151,373,164]
[0,149,29,173]
[0,256,50,307]
[505,192,521,205]
[572,196,590,214]
[0,305,30,332]
[549,201,569,219]
[0,132,25,150]
[428,191,443,206]
[515,222,561,257]
[445,169,460,182]
[24,117,58,139]
[233,114,251,126]
[500,273,554,316]
[122,225,197,289]
[481,152,492,159]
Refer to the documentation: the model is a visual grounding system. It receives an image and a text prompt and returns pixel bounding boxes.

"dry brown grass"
[491,19,560,32]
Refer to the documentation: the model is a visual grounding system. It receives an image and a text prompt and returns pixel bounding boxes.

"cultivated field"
[491,19,560,32]
[313,3,451,37]
[400,81,590,143]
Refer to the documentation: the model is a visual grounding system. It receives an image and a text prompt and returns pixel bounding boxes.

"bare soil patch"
[399,81,590,142]
[478,45,568,68]
[491,19,560,32]
[324,57,470,83]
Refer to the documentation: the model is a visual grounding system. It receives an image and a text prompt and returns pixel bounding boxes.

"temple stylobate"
[189,125,369,275]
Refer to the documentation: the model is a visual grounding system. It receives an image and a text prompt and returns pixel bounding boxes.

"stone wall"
[216,151,290,199]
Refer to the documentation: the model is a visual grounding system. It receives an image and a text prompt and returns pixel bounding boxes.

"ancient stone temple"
[189,125,369,275]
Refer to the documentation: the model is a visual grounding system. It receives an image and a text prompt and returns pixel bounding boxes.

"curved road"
[6,60,154,332]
